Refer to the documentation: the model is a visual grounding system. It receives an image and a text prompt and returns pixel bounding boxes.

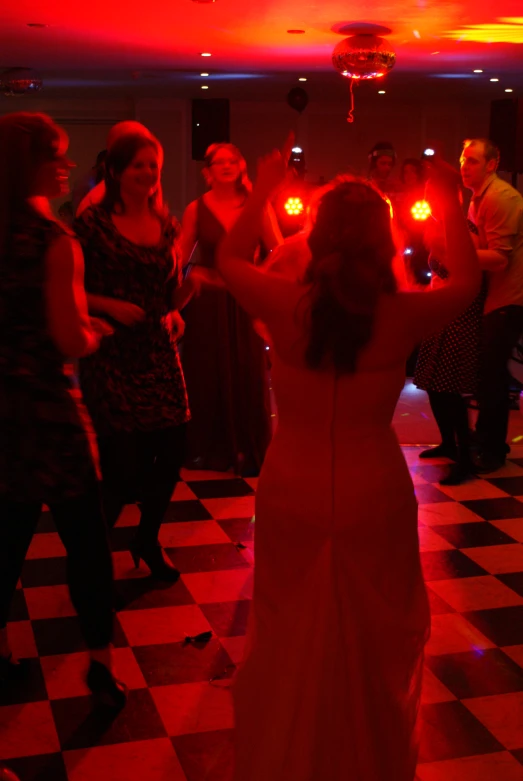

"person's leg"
[419,391,458,459]
[440,394,474,485]
[476,306,523,469]
[98,431,137,529]
[131,425,186,579]
[0,500,41,669]
[137,425,187,547]
[49,482,127,708]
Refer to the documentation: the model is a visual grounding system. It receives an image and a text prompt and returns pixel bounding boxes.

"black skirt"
[414,289,485,395]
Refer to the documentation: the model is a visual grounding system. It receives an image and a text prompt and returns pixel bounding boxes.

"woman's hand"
[89,317,114,337]
[190,266,225,290]
[254,132,296,199]
[163,310,185,343]
[425,158,462,206]
[105,299,146,326]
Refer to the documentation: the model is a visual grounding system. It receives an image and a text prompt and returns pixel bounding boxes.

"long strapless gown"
[233,355,430,781]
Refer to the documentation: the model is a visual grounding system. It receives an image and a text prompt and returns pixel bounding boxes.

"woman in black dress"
[179,143,282,475]
[414,218,485,485]
[75,132,193,580]
[0,112,126,707]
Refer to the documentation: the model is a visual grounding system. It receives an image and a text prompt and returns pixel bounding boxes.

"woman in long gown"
[178,143,282,475]
[216,145,481,781]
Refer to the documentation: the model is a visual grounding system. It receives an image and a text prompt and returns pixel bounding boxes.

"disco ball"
[332,34,396,80]
[0,68,43,96]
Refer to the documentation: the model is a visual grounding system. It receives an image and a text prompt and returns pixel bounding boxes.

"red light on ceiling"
[287,30,306,34]
[411,200,431,221]
[284,197,304,216]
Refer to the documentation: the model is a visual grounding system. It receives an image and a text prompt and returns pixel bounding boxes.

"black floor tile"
[172,729,235,781]
[512,748,523,765]
[168,544,250,574]
[420,550,488,581]
[415,485,455,504]
[32,616,128,657]
[418,701,504,762]
[21,558,68,588]
[187,479,254,500]
[0,658,47,706]
[163,500,214,523]
[133,639,234,687]
[461,497,523,521]
[51,688,166,751]
[496,572,523,598]
[431,522,516,549]
[4,753,68,781]
[217,518,256,543]
[426,648,523,699]
[200,600,251,637]
[463,605,523,647]
[485,476,523,496]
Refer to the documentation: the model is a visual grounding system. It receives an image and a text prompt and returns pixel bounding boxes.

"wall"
[2,90,516,222]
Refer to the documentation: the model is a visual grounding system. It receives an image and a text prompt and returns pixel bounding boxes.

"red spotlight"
[284,196,304,216]
[411,200,431,221]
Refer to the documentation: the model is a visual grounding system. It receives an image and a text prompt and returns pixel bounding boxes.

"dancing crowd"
[1,111,522,781]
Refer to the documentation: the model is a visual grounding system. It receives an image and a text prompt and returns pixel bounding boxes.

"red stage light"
[284,196,304,216]
[411,200,431,221]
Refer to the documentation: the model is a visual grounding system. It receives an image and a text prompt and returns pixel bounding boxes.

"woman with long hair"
[178,142,282,475]
[0,112,126,707]
[74,132,192,581]
[216,141,481,780]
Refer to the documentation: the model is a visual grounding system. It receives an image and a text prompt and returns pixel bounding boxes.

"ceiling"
[1,1,523,98]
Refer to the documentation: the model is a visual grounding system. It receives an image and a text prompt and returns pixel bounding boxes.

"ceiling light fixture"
[201,85,209,89]
[287,30,305,34]
[201,52,212,57]
[505,88,513,92]
[490,77,499,82]
[298,77,307,82]
[473,69,483,73]
[27,22,48,28]
[200,72,209,76]
[378,90,386,94]
[413,30,421,39]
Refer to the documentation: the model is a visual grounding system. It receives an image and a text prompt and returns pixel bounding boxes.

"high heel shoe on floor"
[86,660,128,710]
[130,540,181,582]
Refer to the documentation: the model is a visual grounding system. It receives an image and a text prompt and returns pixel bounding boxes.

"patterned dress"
[0,212,99,503]
[414,222,486,395]
[74,206,190,436]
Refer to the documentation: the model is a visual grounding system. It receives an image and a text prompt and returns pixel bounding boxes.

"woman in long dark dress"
[179,143,282,475]
[0,112,126,707]
[75,132,193,581]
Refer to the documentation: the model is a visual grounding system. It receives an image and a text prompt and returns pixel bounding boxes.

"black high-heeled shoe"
[130,540,180,582]
[86,660,128,710]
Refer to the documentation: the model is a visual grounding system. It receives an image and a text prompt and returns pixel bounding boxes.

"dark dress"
[182,197,272,474]
[414,222,486,395]
[74,206,190,436]
[0,213,99,503]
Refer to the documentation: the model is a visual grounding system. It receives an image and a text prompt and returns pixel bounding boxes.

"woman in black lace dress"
[75,132,194,581]
[0,112,126,707]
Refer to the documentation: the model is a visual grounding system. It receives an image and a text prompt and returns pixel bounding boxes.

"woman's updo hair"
[304,176,397,373]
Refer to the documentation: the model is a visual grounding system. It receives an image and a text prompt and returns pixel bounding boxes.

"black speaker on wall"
[489,98,523,172]
[191,99,230,161]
